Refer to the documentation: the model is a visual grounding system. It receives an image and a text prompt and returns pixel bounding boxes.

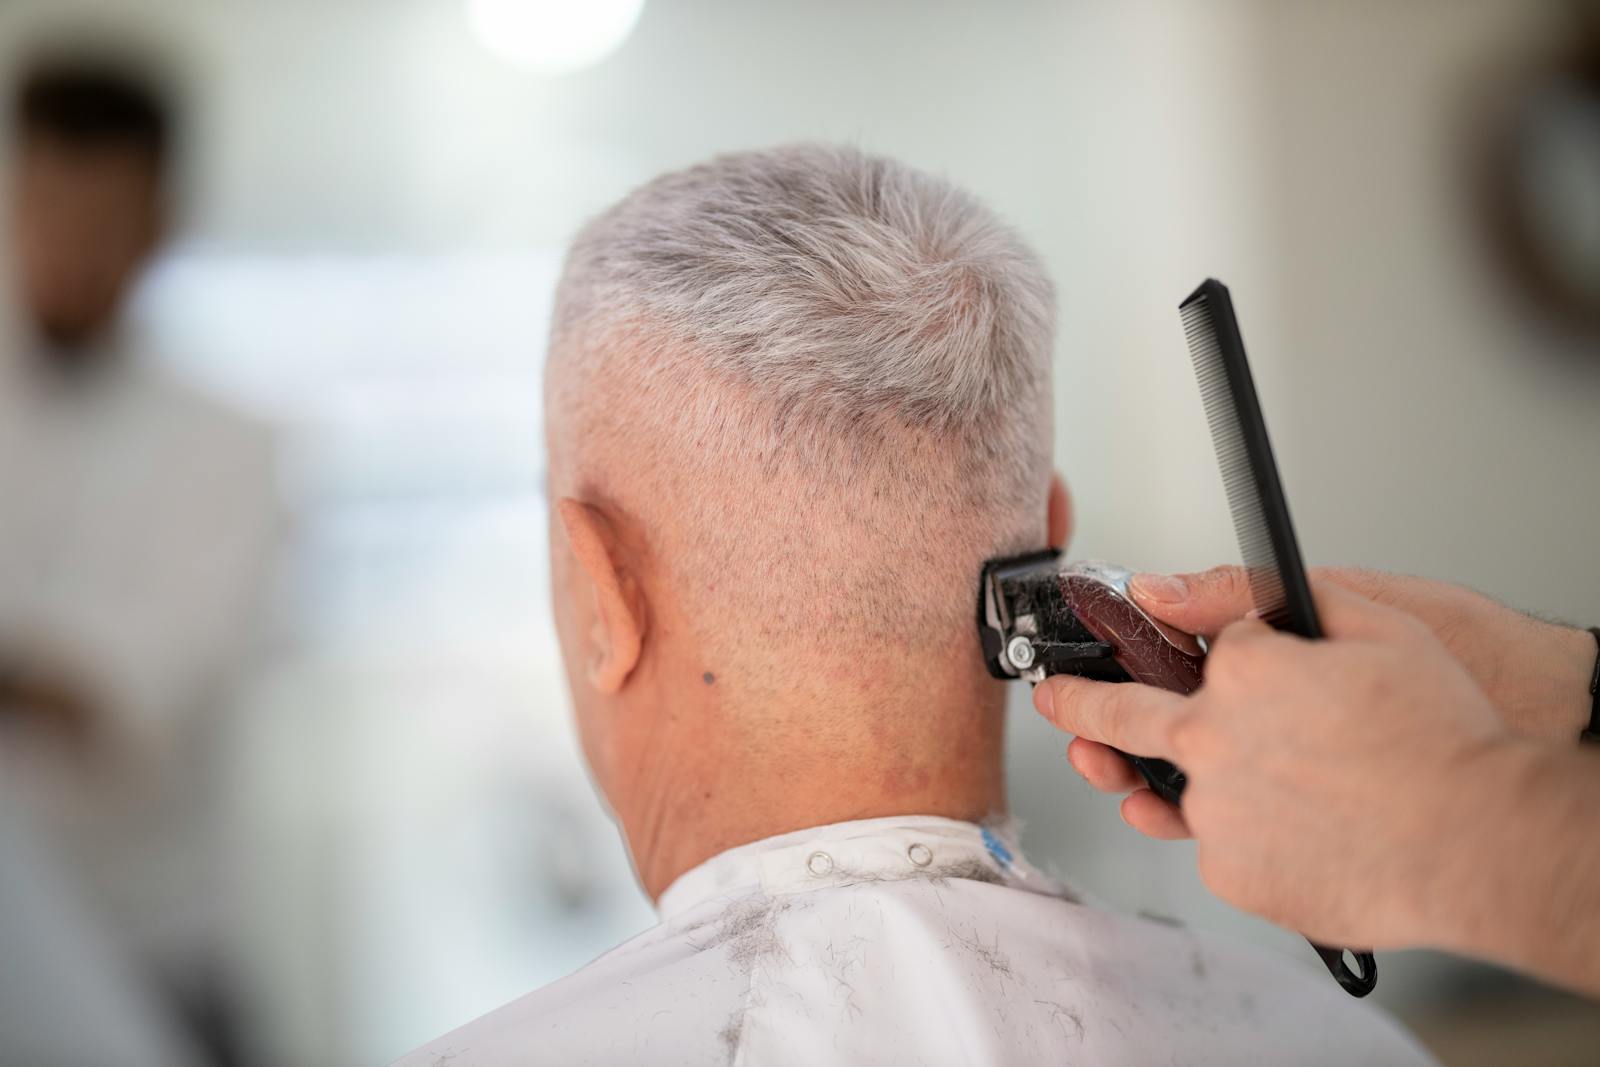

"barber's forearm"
[1432,740,1600,997]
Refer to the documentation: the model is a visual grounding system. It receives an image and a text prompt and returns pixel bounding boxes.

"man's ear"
[1047,472,1072,550]
[555,498,647,694]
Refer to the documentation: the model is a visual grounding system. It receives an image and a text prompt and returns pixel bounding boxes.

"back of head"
[547,145,1055,685]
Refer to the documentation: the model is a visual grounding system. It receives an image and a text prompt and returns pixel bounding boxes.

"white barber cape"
[396,816,1433,1066]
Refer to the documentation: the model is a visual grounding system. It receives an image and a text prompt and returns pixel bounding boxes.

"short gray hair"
[547,144,1055,653]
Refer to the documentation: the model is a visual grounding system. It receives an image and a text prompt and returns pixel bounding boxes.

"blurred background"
[0,1,1596,1064]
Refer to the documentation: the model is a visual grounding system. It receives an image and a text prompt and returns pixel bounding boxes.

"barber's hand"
[1034,582,1520,948]
[1063,566,1596,839]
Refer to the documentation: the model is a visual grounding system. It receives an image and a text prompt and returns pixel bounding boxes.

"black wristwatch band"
[1582,627,1600,744]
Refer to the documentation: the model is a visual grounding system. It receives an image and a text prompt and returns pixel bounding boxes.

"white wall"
[1255,2,1600,621]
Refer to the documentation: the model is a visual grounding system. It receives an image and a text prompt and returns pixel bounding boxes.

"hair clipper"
[978,550,1200,804]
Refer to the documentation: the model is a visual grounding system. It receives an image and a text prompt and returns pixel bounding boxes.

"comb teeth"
[1181,290,1290,628]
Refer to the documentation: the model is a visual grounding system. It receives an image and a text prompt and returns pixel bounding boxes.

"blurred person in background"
[396,145,1433,1066]
[0,52,281,1065]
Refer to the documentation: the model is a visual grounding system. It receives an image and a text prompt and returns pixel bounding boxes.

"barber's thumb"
[1130,565,1256,635]
[1129,573,1189,605]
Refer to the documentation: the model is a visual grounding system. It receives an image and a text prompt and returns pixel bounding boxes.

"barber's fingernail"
[1131,573,1187,604]
[1032,681,1056,719]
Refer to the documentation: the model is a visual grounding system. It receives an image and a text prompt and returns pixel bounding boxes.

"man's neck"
[619,662,1009,901]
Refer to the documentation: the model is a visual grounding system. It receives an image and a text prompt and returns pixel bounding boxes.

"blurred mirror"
[1480,2,1600,337]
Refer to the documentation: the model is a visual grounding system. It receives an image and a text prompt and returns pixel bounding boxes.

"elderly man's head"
[545,146,1061,879]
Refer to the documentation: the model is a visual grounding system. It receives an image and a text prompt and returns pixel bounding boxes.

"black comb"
[1179,278,1378,999]
[1180,279,1319,637]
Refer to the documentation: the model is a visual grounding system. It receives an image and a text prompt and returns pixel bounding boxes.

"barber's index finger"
[1032,674,1185,759]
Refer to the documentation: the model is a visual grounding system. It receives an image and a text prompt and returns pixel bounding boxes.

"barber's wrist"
[1502,621,1597,745]
[1543,624,1598,744]
[1424,739,1600,982]
[1419,736,1549,957]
